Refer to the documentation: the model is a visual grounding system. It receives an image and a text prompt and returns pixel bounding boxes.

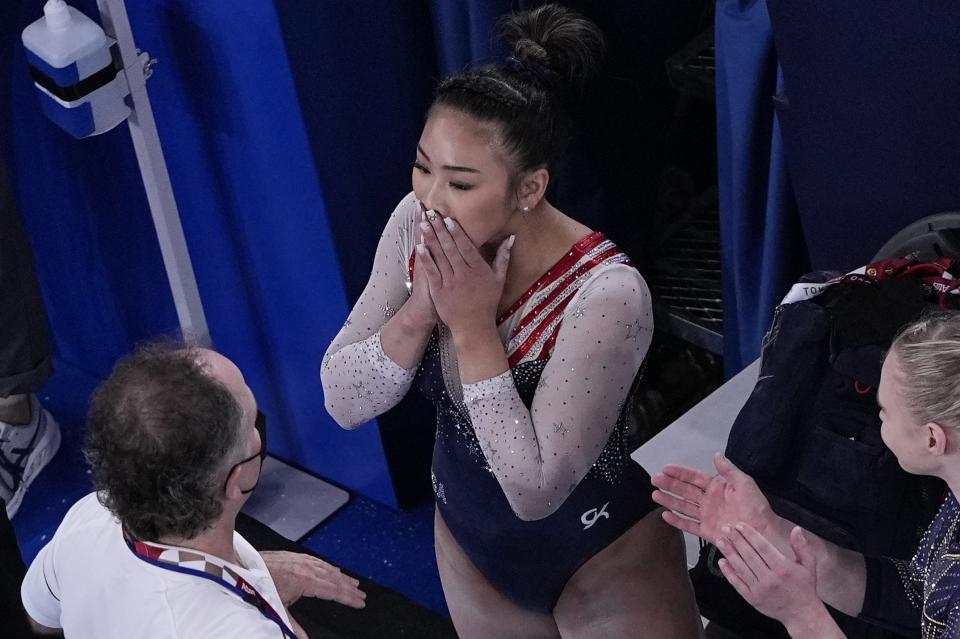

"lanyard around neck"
[122,529,298,639]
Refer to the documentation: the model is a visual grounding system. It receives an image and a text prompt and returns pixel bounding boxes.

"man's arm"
[260,550,366,609]
[20,541,64,635]
[285,608,309,639]
[28,617,63,636]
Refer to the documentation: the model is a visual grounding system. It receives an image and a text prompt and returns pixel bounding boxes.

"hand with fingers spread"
[416,210,513,336]
[260,550,367,609]
[716,524,844,639]
[651,452,782,549]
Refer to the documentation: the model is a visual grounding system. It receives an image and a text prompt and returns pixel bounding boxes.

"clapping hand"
[717,524,839,638]
[652,454,846,638]
[651,453,778,548]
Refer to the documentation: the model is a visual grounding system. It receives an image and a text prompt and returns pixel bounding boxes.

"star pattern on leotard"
[352,381,373,401]
[467,439,483,458]
[536,372,551,393]
[624,318,645,343]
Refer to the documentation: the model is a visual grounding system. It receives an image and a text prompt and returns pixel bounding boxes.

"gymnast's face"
[413,106,518,251]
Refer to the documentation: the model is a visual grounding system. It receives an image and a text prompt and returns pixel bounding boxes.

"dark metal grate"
[648,206,723,354]
[652,24,722,353]
[665,29,716,103]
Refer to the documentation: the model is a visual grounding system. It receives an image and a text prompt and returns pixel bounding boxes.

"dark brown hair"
[432,4,604,180]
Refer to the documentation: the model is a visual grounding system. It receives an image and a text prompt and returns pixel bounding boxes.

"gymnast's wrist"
[395,300,436,335]
[783,603,841,639]
[450,322,500,351]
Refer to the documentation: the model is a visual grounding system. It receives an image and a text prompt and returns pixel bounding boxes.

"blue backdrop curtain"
[428,1,517,74]
[716,0,960,375]
[766,0,960,269]
[715,0,809,376]
[6,0,395,505]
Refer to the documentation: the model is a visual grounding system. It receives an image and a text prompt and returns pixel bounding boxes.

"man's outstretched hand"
[261,550,367,609]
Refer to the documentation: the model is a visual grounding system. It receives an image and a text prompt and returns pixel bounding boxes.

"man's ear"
[223,464,244,501]
[517,167,549,211]
[927,422,948,456]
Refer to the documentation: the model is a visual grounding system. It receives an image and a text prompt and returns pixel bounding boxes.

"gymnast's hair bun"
[499,3,604,94]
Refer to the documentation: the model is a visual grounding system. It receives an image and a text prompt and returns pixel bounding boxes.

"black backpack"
[693,257,959,639]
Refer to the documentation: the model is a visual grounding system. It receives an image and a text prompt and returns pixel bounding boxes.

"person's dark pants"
[0,157,52,398]
[1,499,33,638]
[0,157,54,637]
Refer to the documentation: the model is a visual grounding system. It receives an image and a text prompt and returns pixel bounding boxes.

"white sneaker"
[0,395,61,519]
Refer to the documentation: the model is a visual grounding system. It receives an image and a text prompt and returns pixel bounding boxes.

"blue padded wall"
[7,0,397,506]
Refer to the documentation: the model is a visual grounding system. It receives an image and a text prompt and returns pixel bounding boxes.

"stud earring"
[522,206,530,215]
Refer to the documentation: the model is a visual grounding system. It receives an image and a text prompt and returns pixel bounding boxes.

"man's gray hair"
[84,341,245,540]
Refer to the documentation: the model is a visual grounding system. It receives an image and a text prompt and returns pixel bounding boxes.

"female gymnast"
[322,5,701,637]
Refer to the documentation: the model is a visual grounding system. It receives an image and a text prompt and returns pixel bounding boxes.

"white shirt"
[22,493,292,638]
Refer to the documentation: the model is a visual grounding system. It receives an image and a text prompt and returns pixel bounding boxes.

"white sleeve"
[320,192,422,429]
[463,265,652,520]
[21,534,63,630]
[232,533,292,630]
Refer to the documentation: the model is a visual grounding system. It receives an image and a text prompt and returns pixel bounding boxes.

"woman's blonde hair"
[891,311,960,428]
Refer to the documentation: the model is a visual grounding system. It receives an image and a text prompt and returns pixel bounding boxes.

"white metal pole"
[87,1,348,537]
[96,0,210,347]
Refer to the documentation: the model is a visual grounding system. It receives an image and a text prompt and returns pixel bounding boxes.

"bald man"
[21,344,364,638]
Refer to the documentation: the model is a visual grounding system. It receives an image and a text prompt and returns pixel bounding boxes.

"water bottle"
[21,0,130,138]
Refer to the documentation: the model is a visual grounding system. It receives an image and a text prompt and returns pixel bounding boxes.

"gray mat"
[242,455,350,541]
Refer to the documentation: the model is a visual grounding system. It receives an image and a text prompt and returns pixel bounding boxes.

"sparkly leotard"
[419,333,657,611]
[861,492,960,638]
[321,192,658,612]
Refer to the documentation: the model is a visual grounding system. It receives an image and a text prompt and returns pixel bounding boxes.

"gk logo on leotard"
[581,502,610,530]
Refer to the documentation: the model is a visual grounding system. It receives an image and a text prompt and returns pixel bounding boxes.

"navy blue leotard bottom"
[418,344,658,613]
